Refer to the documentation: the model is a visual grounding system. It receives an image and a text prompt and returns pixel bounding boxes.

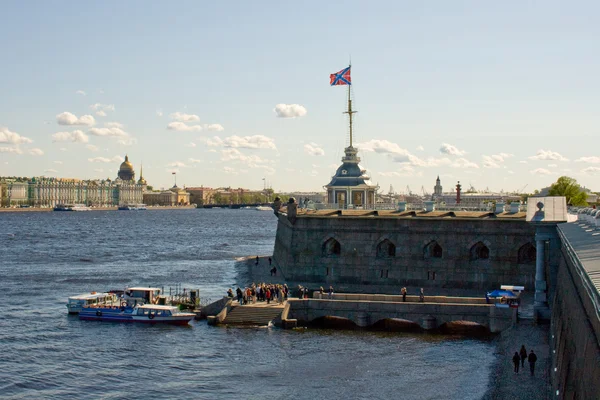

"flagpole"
[343,64,356,148]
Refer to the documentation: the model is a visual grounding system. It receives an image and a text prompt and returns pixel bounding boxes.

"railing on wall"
[309,203,525,212]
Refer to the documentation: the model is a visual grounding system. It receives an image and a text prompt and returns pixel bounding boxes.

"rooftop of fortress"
[295,209,527,220]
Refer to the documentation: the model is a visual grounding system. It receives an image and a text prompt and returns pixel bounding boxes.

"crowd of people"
[227,283,289,305]
[512,345,538,375]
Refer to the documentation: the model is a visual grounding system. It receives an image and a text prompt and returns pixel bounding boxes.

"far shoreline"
[0,205,197,213]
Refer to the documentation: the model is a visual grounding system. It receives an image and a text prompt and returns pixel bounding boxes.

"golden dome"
[119,155,134,172]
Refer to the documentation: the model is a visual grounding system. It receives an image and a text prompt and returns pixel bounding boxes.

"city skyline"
[1,2,600,193]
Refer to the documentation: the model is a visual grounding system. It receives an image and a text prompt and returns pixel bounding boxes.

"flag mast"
[343,64,356,148]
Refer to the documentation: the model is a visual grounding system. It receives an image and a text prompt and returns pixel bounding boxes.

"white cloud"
[206,124,224,131]
[581,166,600,175]
[75,90,86,96]
[188,158,202,164]
[304,142,325,156]
[416,145,424,151]
[86,144,99,152]
[96,111,107,117]
[90,103,115,112]
[44,169,58,173]
[223,166,239,175]
[205,135,276,150]
[274,104,307,118]
[451,158,479,169]
[167,121,203,132]
[529,149,568,161]
[220,148,273,173]
[53,161,63,165]
[482,156,500,169]
[379,166,415,177]
[0,127,33,144]
[519,160,528,164]
[357,139,426,166]
[29,148,44,156]
[167,161,186,168]
[116,137,137,146]
[88,156,122,163]
[56,112,96,126]
[530,168,552,175]
[105,122,123,129]
[575,156,600,164]
[52,130,89,143]
[89,122,129,137]
[156,110,163,117]
[0,147,23,154]
[185,142,196,148]
[170,112,200,122]
[439,143,466,156]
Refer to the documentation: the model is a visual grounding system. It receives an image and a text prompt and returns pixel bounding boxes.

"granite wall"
[272,214,537,293]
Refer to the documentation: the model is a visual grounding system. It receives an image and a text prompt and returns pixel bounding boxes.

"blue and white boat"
[118,204,147,210]
[66,292,119,314]
[79,304,195,325]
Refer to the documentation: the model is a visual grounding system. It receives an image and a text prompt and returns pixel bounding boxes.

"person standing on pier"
[255,256,259,266]
[519,345,527,368]
[419,288,424,302]
[512,352,520,373]
[401,287,407,302]
[328,286,334,299]
[528,350,537,376]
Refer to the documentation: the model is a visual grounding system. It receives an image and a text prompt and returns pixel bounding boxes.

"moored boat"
[66,292,119,314]
[118,204,147,210]
[79,304,195,325]
[255,206,272,211]
[54,204,91,211]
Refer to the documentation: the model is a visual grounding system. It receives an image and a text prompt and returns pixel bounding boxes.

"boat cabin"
[136,304,181,317]
[124,287,161,305]
[67,292,118,314]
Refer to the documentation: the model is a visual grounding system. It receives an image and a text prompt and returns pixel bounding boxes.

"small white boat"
[54,204,91,211]
[255,206,272,211]
[67,292,119,314]
[118,204,147,211]
[79,304,196,325]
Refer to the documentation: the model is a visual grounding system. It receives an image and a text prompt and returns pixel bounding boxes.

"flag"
[330,66,351,86]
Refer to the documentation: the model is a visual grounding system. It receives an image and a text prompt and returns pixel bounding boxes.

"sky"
[1,1,600,194]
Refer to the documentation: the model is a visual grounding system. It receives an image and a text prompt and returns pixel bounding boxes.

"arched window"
[518,242,536,264]
[424,241,443,259]
[376,239,396,258]
[470,242,490,261]
[322,238,341,257]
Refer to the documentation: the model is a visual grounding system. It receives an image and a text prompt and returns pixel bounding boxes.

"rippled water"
[0,209,496,399]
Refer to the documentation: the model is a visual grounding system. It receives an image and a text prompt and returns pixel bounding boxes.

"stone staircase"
[221,304,284,326]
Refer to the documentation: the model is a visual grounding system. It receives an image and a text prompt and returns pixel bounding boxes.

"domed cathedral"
[325,66,378,208]
[117,155,135,181]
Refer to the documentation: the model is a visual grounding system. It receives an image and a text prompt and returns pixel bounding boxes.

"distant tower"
[137,164,147,190]
[433,176,442,197]
[456,181,462,204]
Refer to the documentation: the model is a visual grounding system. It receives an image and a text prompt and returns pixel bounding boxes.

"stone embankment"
[0,205,196,212]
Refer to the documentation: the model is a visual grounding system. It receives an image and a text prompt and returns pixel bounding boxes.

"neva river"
[0,209,496,399]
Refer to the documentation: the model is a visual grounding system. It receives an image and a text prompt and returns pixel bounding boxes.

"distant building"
[281,192,326,204]
[117,155,135,181]
[433,176,442,198]
[143,185,190,206]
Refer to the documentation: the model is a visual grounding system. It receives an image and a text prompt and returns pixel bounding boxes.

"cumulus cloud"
[88,156,122,163]
[90,104,115,118]
[29,148,44,156]
[416,145,424,151]
[105,122,123,129]
[482,153,512,169]
[357,139,427,166]
[170,112,200,122]
[185,142,197,148]
[529,149,568,161]
[220,148,274,174]
[89,122,129,137]
[451,158,479,169]
[0,127,33,144]
[575,156,600,163]
[56,112,96,126]
[156,110,163,117]
[530,168,552,175]
[86,144,99,152]
[0,147,23,154]
[188,158,202,164]
[304,142,325,156]
[76,90,86,96]
[52,130,89,143]
[96,111,107,117]
[205,135,276,150]
[439,143,466,156]
[581,166,600,175]
[274,104,307,118]
[223,166,238,175]
[206,124,224,131]
[167,121,203,132]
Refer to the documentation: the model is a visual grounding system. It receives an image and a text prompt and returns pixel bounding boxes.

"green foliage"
[547,176,588,206]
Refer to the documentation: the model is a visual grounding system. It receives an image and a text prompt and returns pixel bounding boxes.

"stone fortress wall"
[272,210,537,293]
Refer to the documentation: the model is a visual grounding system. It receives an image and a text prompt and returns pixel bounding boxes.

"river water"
[0,209,497,399]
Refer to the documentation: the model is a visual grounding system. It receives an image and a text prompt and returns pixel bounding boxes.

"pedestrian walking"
[401,287,407,302]
[512,352,520,373]
[268,257,272,266]
[528,350,537,376]
[419,288,424,302]
[328,286,334,299]
[519,345,527,368]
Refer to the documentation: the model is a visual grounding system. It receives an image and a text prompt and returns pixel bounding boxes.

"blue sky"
[1,1,600,193]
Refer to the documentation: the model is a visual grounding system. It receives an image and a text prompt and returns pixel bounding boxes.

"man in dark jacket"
[519,345,527,367]
[528,350,538,376]
[512,352,520,373]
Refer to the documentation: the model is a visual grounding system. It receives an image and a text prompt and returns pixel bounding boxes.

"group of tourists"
[400,287,425,302]
[228,283,289,305]
[512,345,538,376]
